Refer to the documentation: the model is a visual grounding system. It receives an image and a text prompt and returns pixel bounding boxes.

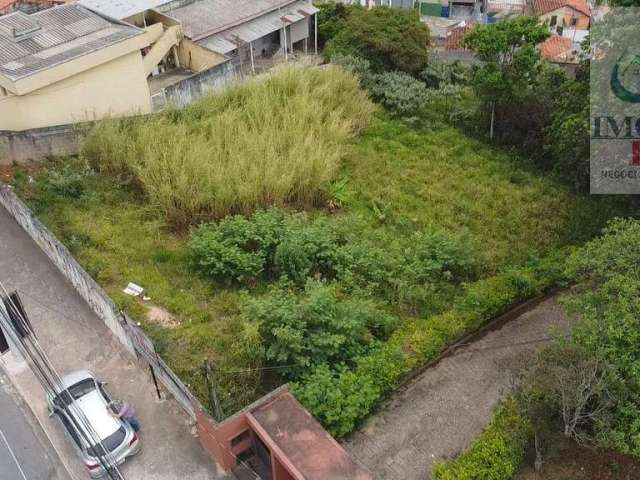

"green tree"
[563,219,640,456]
[464,17,549,140]
[316,2,351,47]
[324,6,430,76]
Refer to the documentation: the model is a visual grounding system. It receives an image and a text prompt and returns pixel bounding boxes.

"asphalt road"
[0,372,69,480]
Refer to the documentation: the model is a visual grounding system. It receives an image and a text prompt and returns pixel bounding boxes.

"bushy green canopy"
[321,4,430,76]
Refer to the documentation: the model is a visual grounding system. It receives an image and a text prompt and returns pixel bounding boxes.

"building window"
[550,15,557,27]
[570,17,578,26]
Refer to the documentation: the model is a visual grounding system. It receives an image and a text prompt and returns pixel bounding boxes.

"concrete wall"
[0,184,199,417]
[194,386,290,473]
[151,60,236,110]
[178,38,227,72]
[0,185,136,356]
[0,125,79,165]
[0,52,152,131]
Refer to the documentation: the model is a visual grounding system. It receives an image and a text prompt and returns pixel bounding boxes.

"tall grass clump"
[82,66,374,229]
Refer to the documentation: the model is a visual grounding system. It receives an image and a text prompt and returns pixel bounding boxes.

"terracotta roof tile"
[0,0,18,12]
[533,0,591,17]
[540,34,578,63]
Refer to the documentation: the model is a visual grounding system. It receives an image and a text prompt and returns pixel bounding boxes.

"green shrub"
[330,54,374,87]
[292,365,382,438]
[432,399,532,480]
[244,280,395,381]
[408,230,479,283]
[334,241,400,295]
[189,216,268,283]
[274,238,314,285]
[83,66,374,229]
[368,71,428,117]
[44,163,88,199]
[293,259,567,437]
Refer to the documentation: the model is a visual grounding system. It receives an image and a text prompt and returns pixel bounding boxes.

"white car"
[46,370,141,478]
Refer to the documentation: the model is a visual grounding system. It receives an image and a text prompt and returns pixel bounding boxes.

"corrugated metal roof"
[78,0,170,20]
[198,4,316,54]
[171,0,316,55]
[170,0,313,40]
[0,4,143,81]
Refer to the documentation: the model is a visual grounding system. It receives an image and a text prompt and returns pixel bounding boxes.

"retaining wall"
[151,61,237,111]
[0,125,80,165]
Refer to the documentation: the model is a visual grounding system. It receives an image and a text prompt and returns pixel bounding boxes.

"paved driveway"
[344,296,571,480]
[0,205,230,480]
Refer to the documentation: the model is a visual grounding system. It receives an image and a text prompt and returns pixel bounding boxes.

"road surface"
[0,371,69,480]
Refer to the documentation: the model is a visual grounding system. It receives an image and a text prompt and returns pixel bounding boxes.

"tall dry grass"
[82,66,374,229]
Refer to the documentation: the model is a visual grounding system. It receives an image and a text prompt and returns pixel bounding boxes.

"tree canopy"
[321,5,431,76]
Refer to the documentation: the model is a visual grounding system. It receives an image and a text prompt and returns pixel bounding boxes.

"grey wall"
[0,125,80,165]
[151,61,236,111]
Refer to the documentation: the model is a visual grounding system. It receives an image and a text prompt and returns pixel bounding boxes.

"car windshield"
[87,426,127,457]
[53,378,96,408]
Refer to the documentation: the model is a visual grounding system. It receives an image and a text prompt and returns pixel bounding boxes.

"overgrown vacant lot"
[10,67,629,421]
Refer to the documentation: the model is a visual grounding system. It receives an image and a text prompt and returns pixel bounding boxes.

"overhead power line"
[0,282,127,480]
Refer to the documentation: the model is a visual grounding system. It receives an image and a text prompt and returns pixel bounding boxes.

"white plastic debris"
[123,282,144,297]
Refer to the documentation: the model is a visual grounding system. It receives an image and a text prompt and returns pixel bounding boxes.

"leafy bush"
[432,399,532,480]
[561,218,640,456]
[330,54,374,88]
[421,57,471,88]
[292,365,382,438]
[292,259,567,437]
[368,71,428,117]
[44,163,88,199]
[83,66,374,229]
[324,6,430,76]
[244,280,396,381]
[408,230,479,282]
[189,211,286,284]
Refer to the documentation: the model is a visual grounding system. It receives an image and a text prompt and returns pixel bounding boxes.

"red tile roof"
[446,23,475,51]
[533,0,591,17]
[0,0,66,13]
[0,0,18,12]
[540,34,578,63]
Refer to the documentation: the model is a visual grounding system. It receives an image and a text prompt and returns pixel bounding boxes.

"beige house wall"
[540,7,590,30]
[177,38,226,72]
[0,51,151,131]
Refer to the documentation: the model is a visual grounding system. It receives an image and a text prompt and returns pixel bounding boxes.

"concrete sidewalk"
[344,296,571,480]
[0,205,230,480]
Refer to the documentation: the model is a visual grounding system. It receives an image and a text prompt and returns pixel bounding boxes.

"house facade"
[533,0,591,33]
[0,5,154,131]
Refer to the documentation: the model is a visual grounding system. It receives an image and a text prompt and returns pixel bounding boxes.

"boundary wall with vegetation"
[0,183,200,417]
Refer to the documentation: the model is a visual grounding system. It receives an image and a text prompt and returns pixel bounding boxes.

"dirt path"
[343,296,571,480]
